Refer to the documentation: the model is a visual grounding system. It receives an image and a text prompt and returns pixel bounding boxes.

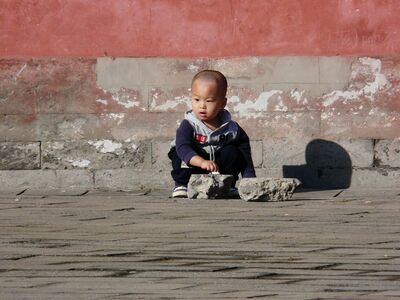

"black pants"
[168,144,245,187]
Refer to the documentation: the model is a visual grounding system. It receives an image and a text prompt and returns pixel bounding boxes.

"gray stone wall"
[1,56,399,190]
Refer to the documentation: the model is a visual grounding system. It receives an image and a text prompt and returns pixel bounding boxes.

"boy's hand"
[200,160,219,172]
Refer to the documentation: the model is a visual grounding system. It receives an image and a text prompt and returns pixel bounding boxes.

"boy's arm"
[175,120,198,164]
[236,125,256,178]
[175,120,219,172]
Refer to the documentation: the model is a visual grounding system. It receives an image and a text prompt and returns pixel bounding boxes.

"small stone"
[238,177,301,201]
[188,174,234,199]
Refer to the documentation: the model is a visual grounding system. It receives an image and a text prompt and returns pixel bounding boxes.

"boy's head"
[191,70,228,124]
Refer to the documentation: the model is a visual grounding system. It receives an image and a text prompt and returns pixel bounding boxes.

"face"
[191,79,226,123]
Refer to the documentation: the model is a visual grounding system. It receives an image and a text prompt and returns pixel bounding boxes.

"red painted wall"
[1,0,400,58]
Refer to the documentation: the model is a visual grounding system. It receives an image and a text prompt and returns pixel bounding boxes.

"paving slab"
[0,188,399,299]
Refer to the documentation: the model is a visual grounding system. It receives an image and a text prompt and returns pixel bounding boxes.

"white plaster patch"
[322,57,390,107]
[187,64,200,72]
[231,90,284,118]
[131,143,138,151]
[290,89,307,104]
[150,95,190,111]
[96,99,108,105]
[69,159,91,168]
[14,63,27,79]
[88,139,124,154]
[111,90,140,109]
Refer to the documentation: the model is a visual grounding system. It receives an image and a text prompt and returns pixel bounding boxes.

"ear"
[221,97,227,108]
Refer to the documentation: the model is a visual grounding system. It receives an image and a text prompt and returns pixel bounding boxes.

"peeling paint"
[69,159,91,168]
[322,57,390,107]
[151,95,190,111]
[230,90,284,118]
[109,89,141,109]
[14,64,27,79]
[88,139,124,154]
[96,99,108,105]
[290,89,307,104]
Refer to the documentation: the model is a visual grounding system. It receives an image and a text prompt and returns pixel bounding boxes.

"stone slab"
[0,170,94,190]
[374,139,400,167]
[0,142,40,170]
[42,140,150,170]
[188,174,234,199]
[238,177,300,201]
[94,169,172,191]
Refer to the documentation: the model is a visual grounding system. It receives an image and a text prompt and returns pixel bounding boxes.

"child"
[168,70,256,198]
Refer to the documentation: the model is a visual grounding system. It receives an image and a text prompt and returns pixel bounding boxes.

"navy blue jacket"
[174,110,256,178]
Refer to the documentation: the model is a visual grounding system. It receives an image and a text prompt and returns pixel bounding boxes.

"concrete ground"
[1,187,400,300]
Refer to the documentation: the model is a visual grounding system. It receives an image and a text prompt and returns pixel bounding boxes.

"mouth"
[198,112,207,118]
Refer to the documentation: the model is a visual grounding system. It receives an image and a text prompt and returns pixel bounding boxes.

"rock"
[238,178,301,201]
[188,174,234,199]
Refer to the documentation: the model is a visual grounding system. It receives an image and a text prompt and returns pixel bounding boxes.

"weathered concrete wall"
[1,0,400,57]
[0,56,399,190]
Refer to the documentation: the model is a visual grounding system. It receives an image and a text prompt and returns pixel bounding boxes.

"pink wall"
[1,0,400,58]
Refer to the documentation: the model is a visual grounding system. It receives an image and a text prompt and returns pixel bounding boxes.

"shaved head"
[192,70,227,98]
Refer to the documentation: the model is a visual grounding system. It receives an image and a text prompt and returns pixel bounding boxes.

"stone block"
[188,174,234,199]
[250,141,263,168]
[352,111,400,139]
[97,57,209,88]
[152,140,173,170]
[139,58,209,85]
[96,58,142,90]
[209,57,268,79]
[39,114,99,141]
[0,115,39,142]
[238,177,300,201]
[98,112,182,141]
[351,167,400,188]
[94,169,172,190]
[236,111,320,140]
[0,170,94,190]
[334,139,374,168]
[0,142,40,170]
[266,56,319,84]
[42,140,150,170]
[263,138,309,169]
[319,56,353,84]
[149,86,191,112]
[253,168,283,178]
[39,112,182,141]
[320,110,352,139]
[374,139,400,167]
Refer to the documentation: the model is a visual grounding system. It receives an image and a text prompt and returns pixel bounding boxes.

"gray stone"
[238,177,301,202]
[42,139,150,170]
[0,170,93,190]
[94,169,172,191]
[0,142,40,170]
[151,140,173,170]
[374,139,400,167]
[188,174,234,199]
[319,56,353,84]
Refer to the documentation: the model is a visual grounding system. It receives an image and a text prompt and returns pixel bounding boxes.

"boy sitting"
[168,70,256,198]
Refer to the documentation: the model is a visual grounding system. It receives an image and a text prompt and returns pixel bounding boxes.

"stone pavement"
[1,188,400,299]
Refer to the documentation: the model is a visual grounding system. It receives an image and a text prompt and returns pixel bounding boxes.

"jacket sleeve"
[236,124,256,178]
[175,120,198,164]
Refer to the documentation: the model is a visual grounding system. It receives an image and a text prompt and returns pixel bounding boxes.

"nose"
[199,100,206,108]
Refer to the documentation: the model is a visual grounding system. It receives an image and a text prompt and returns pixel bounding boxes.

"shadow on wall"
[283,139,352,190]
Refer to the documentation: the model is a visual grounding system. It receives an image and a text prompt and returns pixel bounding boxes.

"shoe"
[172,186,188,198]
[228,187,239,197]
